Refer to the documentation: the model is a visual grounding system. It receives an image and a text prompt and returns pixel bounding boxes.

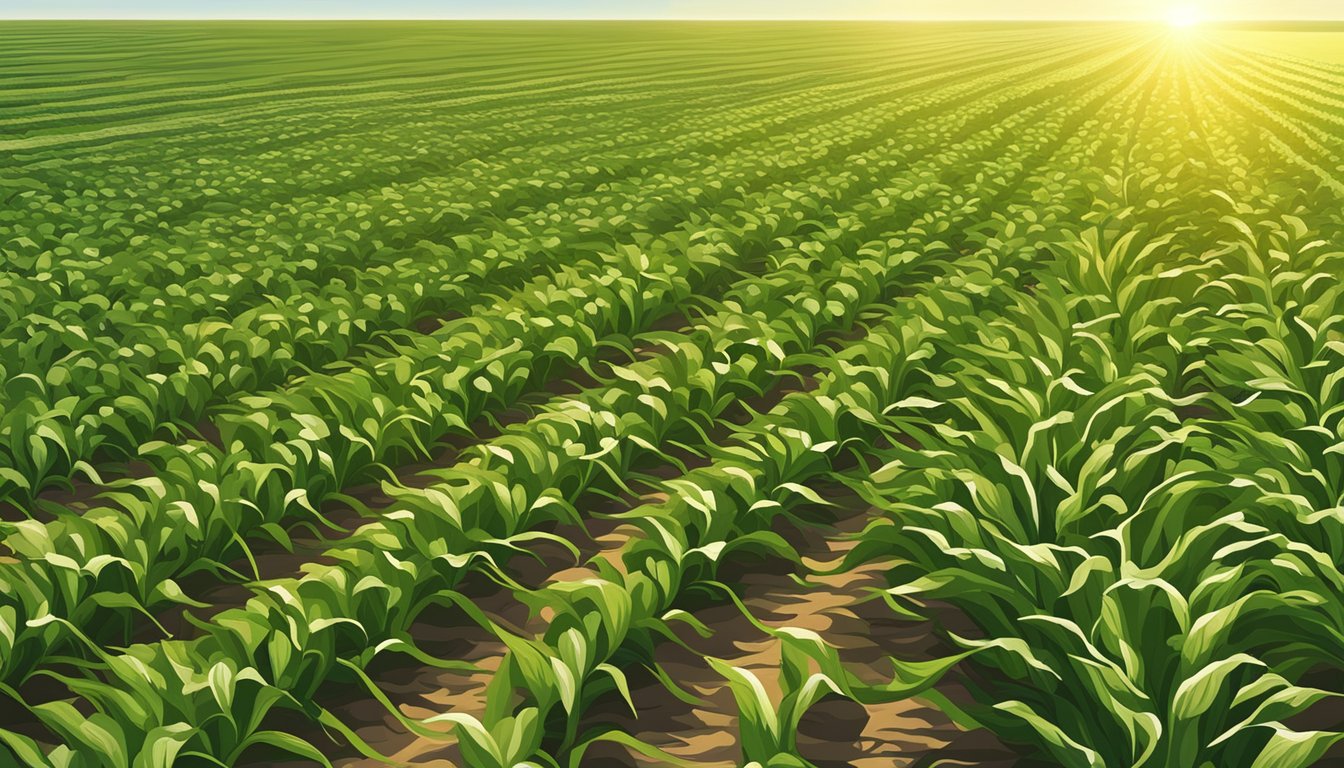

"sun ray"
[1167,4,1203,28]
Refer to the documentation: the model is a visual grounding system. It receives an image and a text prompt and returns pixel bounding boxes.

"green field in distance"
[1214,21,1344,64]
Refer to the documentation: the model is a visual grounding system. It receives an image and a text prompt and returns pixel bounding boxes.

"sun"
[1167,5,1204,29]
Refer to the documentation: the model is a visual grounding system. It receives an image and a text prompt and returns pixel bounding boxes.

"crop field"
[1218,23,1344,64]
[1,18,1344,768]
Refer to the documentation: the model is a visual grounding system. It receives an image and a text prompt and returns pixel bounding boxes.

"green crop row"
[0,32,1070,503]
[821,49,1344,768]
[0,34,1146,761]
[0,32,1126,507]
[0,33,1131,694]
[3,22,1343,768]
[429,46,1193,768]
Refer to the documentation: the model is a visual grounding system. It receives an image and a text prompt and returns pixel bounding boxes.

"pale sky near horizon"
[3,0,1343,20]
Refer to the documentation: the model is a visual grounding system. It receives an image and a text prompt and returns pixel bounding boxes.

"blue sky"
[4,0,1342,19]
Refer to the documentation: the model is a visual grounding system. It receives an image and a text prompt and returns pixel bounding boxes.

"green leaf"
[1250,724,1344,768]
[1172,654,1264,720]
[240,730,333,768]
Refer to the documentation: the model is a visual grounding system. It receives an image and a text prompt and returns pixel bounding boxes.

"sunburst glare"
[1167,4,1204,28]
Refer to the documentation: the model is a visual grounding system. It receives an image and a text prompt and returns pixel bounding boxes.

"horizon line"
[3,15,1342,21]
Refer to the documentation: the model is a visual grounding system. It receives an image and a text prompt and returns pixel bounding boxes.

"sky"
[3,0,1342,20]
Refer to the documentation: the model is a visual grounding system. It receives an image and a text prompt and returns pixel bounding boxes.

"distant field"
[1216,24,1344,65]
[2,20,1344,768]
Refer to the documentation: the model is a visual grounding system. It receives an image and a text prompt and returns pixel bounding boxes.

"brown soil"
[0,460,155,523]
[312,500,635,768]
[271,482,1018,768]
[578,501,1018,768]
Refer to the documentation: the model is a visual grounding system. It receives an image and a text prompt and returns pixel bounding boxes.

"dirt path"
[276,483,1019,768]
[316,515,627,768]
[579,501,1018,768]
